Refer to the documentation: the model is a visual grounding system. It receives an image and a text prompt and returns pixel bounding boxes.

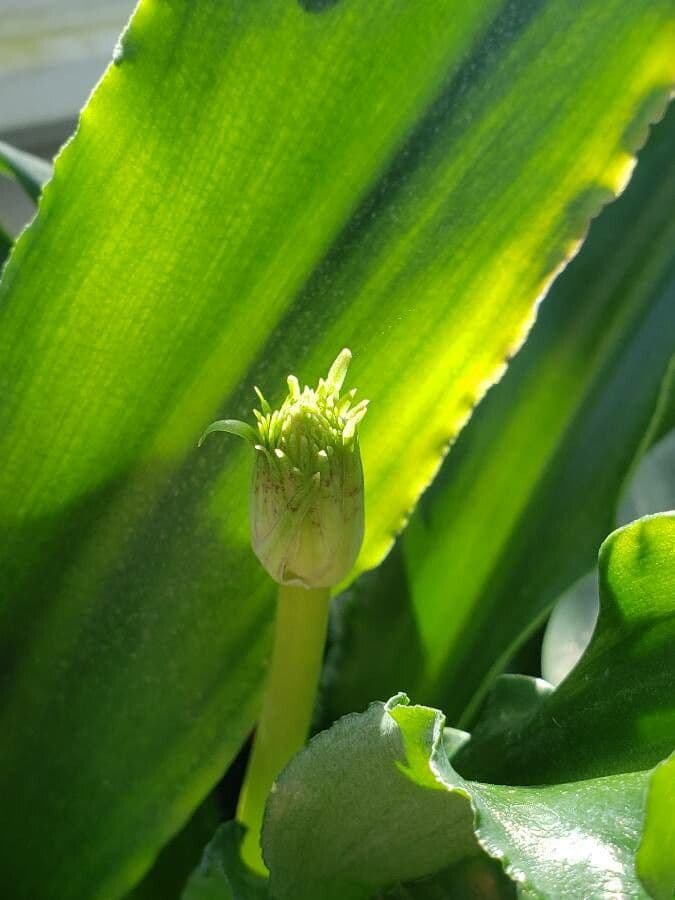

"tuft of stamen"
[199,349,367,588]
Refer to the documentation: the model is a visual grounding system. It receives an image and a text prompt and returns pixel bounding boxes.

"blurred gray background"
[0,0,136,232]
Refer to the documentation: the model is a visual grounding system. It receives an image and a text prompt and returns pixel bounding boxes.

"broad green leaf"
[0,140,53,203]
[541,428,675,686]
[0,2,672,898]
[456,513,675,784]
[637,753,675,900]
[324,102,675,728]
[182,824,267,900]
[263,694,656,900]
[263,695,484,900]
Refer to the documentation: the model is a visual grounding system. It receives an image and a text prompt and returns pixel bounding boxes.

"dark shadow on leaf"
[298,0,342,11]
[320,542,425,729]
[247,0,549,388]
[0,432,273,896]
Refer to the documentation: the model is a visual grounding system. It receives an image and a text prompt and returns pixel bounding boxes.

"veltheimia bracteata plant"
[199,349,368,873]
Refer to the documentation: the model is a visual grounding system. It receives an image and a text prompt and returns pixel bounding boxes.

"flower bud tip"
[200,350,367,588]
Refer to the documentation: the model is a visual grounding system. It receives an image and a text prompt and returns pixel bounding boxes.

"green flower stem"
[237,582,331,874]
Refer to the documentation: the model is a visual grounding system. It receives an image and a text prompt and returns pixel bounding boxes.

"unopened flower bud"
[200,349,367,589]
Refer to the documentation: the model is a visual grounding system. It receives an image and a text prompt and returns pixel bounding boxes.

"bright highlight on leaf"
[200,350,368,589]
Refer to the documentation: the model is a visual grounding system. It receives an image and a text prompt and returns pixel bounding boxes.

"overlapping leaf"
[0,140,52,202]
[0,141,52,266]
[456,512,675,783]
[541,427,675,687]
[0,1,672,897]
[264,694,658,900]
[263,515,675,898]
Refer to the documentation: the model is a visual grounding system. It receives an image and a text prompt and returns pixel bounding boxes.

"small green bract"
[200,349,368,588]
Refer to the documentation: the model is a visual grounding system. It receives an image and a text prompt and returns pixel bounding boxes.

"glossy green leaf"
[0,140,53,203]
[541,428,675,687]
[0,1,672,898]
[263,694,657,900]
[456,513,675,784]
[182,824,267,900]
[324,102,675,728]
[637,753,675,900]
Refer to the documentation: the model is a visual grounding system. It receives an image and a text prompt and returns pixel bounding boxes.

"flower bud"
[200,349,367,588]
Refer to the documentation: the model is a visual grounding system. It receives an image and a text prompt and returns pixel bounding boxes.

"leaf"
[540,571,599,686]
[637,753,675,900]
[541,428,675,686]
[0,140,53,203]
[455,513,675,784]
[324,101,675,729]
[182,824,268,900]
[620,427,675,524]
[263,694,657,900]
[0,1,672,897]
[382,856,515,900]
[0,141,53,270]
[0,223,11,268]
[125,796,221,900]
[217,514,675,898]
[263,695,484,900]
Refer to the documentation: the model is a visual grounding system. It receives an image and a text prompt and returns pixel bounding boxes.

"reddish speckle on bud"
[200,349,367,588]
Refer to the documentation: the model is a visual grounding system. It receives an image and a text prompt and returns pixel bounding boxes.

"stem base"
[236,583,331,874]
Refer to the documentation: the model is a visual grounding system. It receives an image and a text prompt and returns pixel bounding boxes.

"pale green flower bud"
[200,349,367,589]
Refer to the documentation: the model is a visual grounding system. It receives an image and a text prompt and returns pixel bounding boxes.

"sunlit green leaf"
[324,103,675,728]
[541,428,675,686]
[0,1,672,897]
[264,695,483,900]
[637,753,675,900]
[456,513,675,783]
